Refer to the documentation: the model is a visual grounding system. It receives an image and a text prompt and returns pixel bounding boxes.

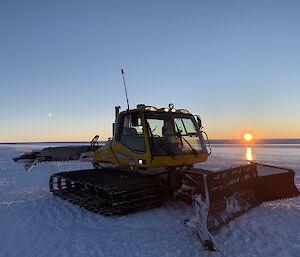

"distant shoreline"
[209,139,300,144]
[1,139,300,145]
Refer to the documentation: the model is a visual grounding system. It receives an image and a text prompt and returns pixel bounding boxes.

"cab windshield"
[145,112,206,156]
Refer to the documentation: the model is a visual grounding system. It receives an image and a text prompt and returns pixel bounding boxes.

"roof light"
[178,109,190,114]
[137,104,145,109]
[168,103,175,109]
[145,106,157,111]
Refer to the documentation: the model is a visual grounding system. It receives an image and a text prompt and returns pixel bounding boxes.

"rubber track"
[49,168,168,215]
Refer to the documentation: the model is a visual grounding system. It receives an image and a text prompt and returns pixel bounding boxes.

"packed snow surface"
[0,144,299,257]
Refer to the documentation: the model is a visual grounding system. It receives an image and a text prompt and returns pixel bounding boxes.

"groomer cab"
[93,104,209,172]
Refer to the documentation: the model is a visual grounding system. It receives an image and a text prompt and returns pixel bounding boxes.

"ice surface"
[0,144,299,257]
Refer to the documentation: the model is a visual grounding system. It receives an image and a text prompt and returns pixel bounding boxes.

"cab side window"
[119,112,145,152]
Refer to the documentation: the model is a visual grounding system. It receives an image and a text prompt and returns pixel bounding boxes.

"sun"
[243,133,253,142]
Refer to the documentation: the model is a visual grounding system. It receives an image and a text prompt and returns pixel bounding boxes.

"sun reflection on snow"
[245,147,253,161]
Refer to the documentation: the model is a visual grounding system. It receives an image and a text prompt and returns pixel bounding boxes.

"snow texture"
[0,144,299,257]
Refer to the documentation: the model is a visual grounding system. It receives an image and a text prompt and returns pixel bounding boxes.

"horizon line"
[1,138,300,145]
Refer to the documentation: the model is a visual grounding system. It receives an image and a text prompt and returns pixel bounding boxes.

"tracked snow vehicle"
[13,104,300,251]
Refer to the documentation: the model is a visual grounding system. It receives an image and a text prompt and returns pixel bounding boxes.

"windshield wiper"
[176,131,198,155]
[187,132,197,136]
[174,123,198,155]
[147,122,176,157]
[156,136,176,157]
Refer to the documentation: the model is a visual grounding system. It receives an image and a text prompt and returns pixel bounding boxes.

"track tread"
[49,168,168,215]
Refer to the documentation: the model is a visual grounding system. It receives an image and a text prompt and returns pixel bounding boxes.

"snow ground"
[0,144,299,257]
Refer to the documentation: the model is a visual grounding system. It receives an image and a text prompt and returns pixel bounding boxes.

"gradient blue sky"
[1,0,299,142]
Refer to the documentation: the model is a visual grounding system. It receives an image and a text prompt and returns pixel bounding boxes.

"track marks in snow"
[1,145,300,257]
[213,203,300,257]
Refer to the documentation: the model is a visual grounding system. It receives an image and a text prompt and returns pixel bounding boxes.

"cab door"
[112,111,149,168]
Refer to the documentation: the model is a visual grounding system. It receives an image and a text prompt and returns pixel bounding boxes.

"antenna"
[121,69,130,110]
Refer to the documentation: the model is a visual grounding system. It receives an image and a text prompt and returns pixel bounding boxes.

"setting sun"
[243,133,253,142]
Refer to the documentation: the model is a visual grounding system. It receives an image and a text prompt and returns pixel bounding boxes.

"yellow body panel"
[93,140,149,168]
[94,143,208,169]
[150,154,208,168]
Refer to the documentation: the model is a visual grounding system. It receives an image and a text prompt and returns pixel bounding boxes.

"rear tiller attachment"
[177,163,300,251]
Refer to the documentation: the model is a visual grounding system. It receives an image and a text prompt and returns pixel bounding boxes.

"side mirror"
[196,115,202,129]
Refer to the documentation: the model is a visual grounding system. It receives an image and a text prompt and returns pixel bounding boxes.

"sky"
[0,0,300,142]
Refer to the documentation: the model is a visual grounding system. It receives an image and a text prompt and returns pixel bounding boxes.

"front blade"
[254,163,300,202]
[199,163,299,230]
